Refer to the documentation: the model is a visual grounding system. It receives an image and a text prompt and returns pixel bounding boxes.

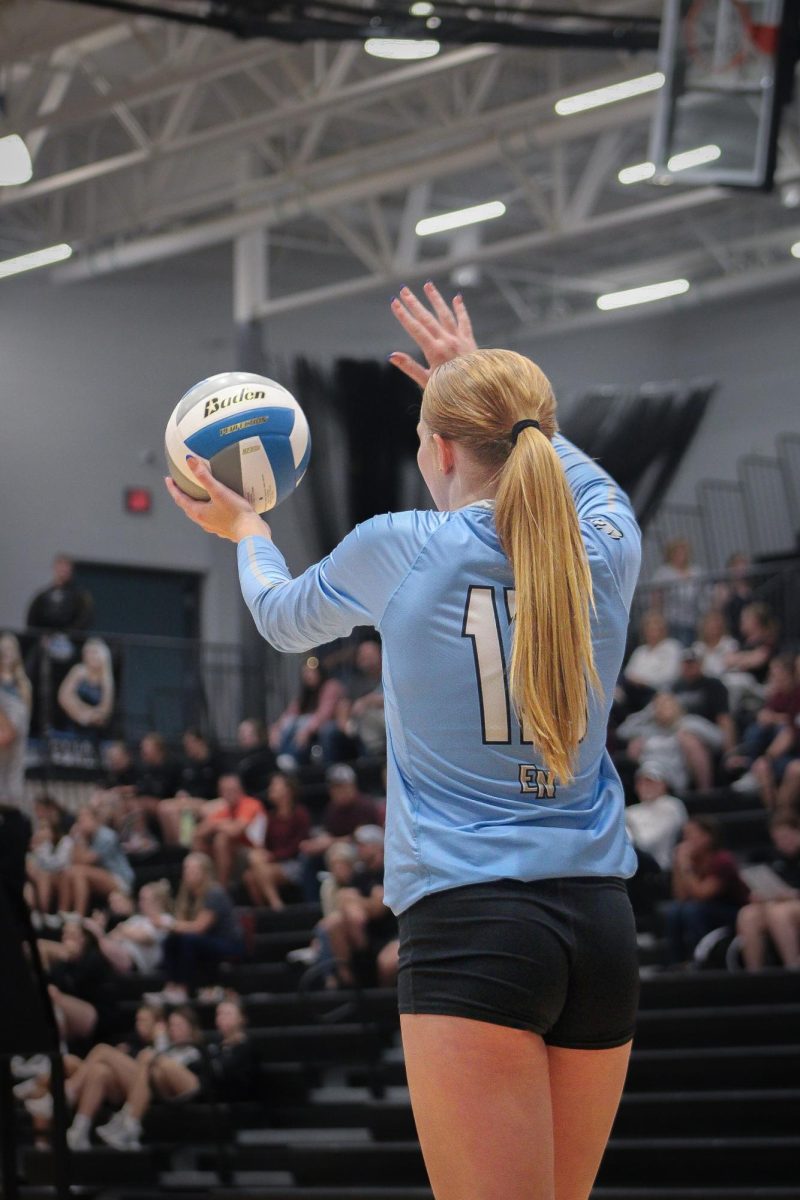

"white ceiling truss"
[1,0,799,338]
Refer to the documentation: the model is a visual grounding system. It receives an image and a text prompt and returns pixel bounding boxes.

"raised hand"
[389,281,477,388]
[165,456,269,543]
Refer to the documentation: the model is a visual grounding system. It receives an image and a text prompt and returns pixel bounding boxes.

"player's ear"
[433,433,455,475]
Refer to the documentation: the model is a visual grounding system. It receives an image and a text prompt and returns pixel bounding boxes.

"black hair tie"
[510,419,541,445]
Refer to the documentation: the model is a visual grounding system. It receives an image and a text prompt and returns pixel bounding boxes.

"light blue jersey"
[238,434,641,914]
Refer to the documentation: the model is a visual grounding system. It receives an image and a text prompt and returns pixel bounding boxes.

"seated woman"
[63,1006,204,1151]
[149,852,244,1005]
[663,817,750,966]
[269,656,343,765]
[736,814,800,970]
[726,655,800,791]
[57,804,135,917]
[27,808,74,916]
[243,772,312,910]
[88,880,172,974]
[39,921,114,1046]
[19,1003,168,1146]
[618,611,683,717]
[693,609,738,680]
[57,637,115,738]
[205,994,259,1102]
[721,602,779,713]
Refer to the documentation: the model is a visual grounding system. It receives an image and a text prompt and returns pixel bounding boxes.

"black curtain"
[287,357,714,549]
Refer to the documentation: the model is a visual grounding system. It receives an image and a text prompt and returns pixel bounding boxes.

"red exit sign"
[124,487,153,514]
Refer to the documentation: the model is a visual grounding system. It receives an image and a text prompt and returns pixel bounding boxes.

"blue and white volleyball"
[165,371,310,514]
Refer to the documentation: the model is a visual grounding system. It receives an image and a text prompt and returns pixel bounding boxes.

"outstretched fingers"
[387,351,430,389]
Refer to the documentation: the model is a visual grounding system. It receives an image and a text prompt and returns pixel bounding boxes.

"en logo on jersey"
[519,764,557,798]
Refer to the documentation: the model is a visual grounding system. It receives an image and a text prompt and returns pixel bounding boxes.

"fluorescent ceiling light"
[0,134,33,186]
[618,161,657,185]
[416,200,506,236]
[668,144,721,171]
[0,243,73,280]
[619,144,722,185]
[597,278,690,311]
[555,71,664,116]
[791,241,800,259]
[409,1,435,14]
[364,38,440,59]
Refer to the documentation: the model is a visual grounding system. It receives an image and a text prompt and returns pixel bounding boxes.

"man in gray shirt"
[0,687,29,813]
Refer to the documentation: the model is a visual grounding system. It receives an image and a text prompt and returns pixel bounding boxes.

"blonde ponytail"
[423,349,599,784]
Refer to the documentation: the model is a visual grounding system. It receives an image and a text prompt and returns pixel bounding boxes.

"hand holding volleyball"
[164,370,311,539]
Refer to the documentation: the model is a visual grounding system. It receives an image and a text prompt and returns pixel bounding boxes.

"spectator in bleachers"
[26,555,94,633]
[154,853,244,1004]
[322,639,386,762]
[57,637,115,737]
[735,814,800,970]
[319,840,359,916]
[177,729,221,800]
[56,805,134,916]
[721,602,779,712]
[63,1005,204,1151]
[192,772,266,887]
[1,631,32,708]
[27,806,75,916]
[134,732,181,806]
[158,731,226,844]
[620,612,682,714]
[243,771,312,910]
[693,609,739,680]
[0,633,32,811]
[40,920,114,1044]
[752,700,800,816]
[269,656,344,766]
[650,538,706,645]
[87,880,172,974]
[624,764,688,871]
[95,1005,205,1151]
[100,741,137,793]
[616,693,691,792]
[235,717,277,796]
[726,655,800,794]
[297,763,382,901]
[316,825,398,988]
[671,648,735,786]
[206,994,259,1102]
[664,816,750,965]
[714,552,754,645]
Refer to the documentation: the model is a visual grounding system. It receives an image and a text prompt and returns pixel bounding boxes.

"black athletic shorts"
[397,875,639,1049]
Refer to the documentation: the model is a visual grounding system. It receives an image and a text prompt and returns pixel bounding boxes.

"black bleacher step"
[357,1042,800,1091]
[220,962,299,993]
[253,931,317,961]
[365,1088,800,1141]
[23,1147,158,1187]
[238,904,322,935]
[251,1023,382,1063]
[244,989,398,1027]
[633,1003,800,1048]
[288,1138,800,1188]
[639,968,800,1009]
[628,1044,800,1090]
[681,787,766,814]
[710,808,770,848]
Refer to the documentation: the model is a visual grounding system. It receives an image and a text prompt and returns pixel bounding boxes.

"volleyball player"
[166,284,641,1200]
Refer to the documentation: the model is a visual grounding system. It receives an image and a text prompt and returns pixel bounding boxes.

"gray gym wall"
[1,263,798,644]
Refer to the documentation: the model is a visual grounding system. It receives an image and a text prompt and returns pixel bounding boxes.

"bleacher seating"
[18,879,800,1199]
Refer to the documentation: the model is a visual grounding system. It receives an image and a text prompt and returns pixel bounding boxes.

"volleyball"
[165,371,310,514]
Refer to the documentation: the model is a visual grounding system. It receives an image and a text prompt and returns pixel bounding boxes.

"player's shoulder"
[351,507,449,548]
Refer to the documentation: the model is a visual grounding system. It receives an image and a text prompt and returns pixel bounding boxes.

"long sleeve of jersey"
[553,434,641,606]
[237,509,440,653]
